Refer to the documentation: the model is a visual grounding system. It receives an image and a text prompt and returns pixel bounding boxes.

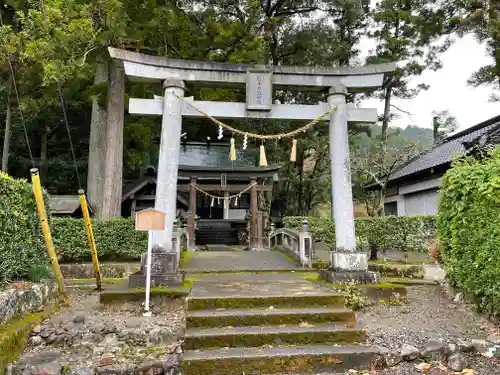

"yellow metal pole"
[78,189,102,291]
[30,168,68,305]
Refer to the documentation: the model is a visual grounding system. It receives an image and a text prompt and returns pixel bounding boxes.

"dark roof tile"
[179,142,256,169]
[390,117,500,181]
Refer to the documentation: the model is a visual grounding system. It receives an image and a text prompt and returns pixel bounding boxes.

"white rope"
[190,182,257,200]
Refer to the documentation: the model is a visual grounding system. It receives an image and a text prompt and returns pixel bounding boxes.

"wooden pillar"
[187,177,197,249]
[250,178,258,249]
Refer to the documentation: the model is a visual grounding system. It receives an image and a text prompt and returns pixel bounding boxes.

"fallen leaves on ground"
[413,362,475,375]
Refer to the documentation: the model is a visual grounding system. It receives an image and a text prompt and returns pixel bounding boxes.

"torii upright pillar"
[321,84,379,284]
[150,78,186,252]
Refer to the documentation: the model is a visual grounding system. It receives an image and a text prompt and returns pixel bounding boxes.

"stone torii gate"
[108,47,395,279]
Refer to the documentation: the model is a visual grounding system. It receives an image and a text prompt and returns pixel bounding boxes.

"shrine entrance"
[109,47,395,273]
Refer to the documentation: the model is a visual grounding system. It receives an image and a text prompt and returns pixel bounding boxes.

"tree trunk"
[101,59,125,220]
[381,85,392,141]
[40,125,48,182]
[87,61,108,218]
[369,240,379,261]
[1,83,12,172]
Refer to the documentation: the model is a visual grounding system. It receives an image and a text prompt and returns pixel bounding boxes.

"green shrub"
[27,263,52,283]
[284,215,436,253]
[0,173,48,286]
[438,147,500,319]
[51,217,147,262]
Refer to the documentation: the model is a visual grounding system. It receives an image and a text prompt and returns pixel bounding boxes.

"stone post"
[270,222,276,234]
[325,84,378,283]
[257,211,263,250]
[250,178,258,249]
[186,211,195,250]
[150,78,186,251]
[223,191,230,220]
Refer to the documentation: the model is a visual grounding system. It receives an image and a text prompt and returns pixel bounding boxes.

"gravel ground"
[357,285,500,375]
[13,288,186,369]
[373,357,500,375]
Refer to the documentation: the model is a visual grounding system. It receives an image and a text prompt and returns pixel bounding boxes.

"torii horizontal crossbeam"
[129,97,378,123]
[109,47,396,92]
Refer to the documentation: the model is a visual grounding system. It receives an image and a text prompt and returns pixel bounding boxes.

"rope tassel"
[230,137,237,161]
[259,144,268,167]
[290,139,297,162]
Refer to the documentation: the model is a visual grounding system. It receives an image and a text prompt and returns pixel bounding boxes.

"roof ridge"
[437,114,500,143]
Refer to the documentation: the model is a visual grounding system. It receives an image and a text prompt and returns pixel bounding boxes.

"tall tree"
[367,0,454,139]
[458,0,500,100]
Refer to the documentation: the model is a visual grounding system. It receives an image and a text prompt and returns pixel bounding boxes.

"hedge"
[51,218,147,262]
[284,215,437,253]
[0,173,48,286]
[438,147,500,319]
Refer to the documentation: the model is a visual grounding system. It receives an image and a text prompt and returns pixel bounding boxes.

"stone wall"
[0,281,58,326]
[59,262,141,279]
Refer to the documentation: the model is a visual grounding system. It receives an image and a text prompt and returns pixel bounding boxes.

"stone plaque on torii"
[109,47,396,283]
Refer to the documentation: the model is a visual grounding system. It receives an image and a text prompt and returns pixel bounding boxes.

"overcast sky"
[359,34,498,132]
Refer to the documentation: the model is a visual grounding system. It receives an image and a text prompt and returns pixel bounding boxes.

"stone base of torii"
[107,47,396,284]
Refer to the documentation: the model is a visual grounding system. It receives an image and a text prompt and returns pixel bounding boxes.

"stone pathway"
[183,250,304,272]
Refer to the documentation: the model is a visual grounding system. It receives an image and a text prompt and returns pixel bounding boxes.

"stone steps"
[187,293,345,310]
[182,277,380,375]
[184,323,366,349]
[181,345,381,375]
[186,307,356,329]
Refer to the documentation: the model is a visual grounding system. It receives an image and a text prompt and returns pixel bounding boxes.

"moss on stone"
[188,294,345,311]
[184,328,366,350]
[191,271,314,277]
[61,363,75,374]
[369,258,433,265]
[187,309,355,329]
[68,277,126,285]
[384,277,438,286]
[0,305,57,371]
[100,286,190,304]
[312,261,330,270]
[181,351,380,375]
[137,346,167,356]
[367,263,424,279]
[180,249,193,269]
[100,264,139,278]
[302,275,407,304]
[304,275,400,288]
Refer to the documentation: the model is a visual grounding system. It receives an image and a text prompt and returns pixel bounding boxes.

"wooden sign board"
[135,208,166,231]
[246,68,272,111]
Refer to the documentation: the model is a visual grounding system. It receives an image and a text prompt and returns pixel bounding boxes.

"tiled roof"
[49,195,82,214]
[390,115,500,181]
[179,142,256,169]
[122,177,155,201]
